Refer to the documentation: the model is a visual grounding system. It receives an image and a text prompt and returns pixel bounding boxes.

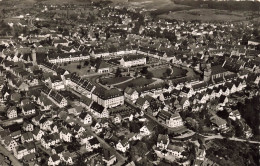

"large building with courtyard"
[120,55,146,67]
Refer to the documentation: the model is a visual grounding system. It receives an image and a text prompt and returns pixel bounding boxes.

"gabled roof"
[50,154,60,162]
[88,137,100,145]
[90,102,105,114]
[21,132,33,140]
[124,87,137,95]
[79,112,91,120]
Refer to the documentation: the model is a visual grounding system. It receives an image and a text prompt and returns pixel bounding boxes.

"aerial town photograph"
[0,0,259,165]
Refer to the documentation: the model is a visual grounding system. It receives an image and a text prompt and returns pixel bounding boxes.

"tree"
[84,61,89,66]
[252,29,259,37]
[146,72,154,79]
[165,68,172,77]
[146,56,149,62]
[115,67,122,77]
[141,67,148,75]
[77,65,81,69]
[213,31,218,37]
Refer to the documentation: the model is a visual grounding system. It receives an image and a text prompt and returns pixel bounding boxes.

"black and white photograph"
[0,0,259,165]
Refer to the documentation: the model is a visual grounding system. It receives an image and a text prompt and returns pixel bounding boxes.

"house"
[37,94,52,111]
[32,127,45,141]
[219,85,230,96]
[210,115,228,131]
[23,153,36,163]
[157,134,169,150]
[41,133,60,149]
[178,97,190,109]
[124,87,139,102]
[91,121,103,134]
[139,123,154,136]
[80,132,94,145]
[159,92,172,101]
[3,136,18,151]
[47,90,68,108]
[40,117,53,131]
[168,112,184,128]
[48,75,65,90]
[79,112,93,124]
[94,60,110,73]
[59,128,72,142]
[116,138,130,153]
[22,104,36,116]
[32,114,46,126]
[22,121,34,132]
[166,144,185,159]
[90,102,109,118]
[120,54,146,67]
[218,95,229,107]
[229,109,241,121]
[52,145,65,155]
[6,106,17,119]
[61,152,74,165]
[85,137,101,152]
[135,97,150,110]
[49,123,60,134]
[13,145,28,160]
[224,82,237,94]
[48,154,61,166]
[180,87,195,98]
[102,149,117,166]
[113,114,122,124]
[24,142,36,154]
[73,124,85,136]
[21,132,34,144]
[92,88,124,108]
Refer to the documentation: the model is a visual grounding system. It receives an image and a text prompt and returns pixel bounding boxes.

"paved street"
[0,144,22,166]
[198,133,260,144]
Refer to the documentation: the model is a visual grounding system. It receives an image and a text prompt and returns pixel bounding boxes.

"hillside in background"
[173,0,260,11]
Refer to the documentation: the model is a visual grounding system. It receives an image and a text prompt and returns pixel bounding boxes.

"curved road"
[198,133,260,144]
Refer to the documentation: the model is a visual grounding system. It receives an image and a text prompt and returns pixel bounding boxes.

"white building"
[120,54,146,67]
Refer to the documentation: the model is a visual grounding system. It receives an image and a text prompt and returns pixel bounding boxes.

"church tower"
[203,63,212,82]
[31,48,37,65]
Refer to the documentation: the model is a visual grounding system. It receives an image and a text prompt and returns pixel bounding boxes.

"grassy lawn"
[61,61,95,76]
[149,66,187,78]
[100,76,132,85]
[115,77,155,90]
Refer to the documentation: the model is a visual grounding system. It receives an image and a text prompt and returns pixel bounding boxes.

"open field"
[159,9,247,22]
[115,77,155,90]
[100,76,132,85]
[149,66,187,79]
[113,0,191,14]
[61,61,95,76]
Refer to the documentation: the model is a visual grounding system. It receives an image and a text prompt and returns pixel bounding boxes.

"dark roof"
[93,88,123,100]
[90,102,105,114]
[88,137,99,145]
[54,145,65,154]
[79,112,90,119]
[211,65,227,75]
